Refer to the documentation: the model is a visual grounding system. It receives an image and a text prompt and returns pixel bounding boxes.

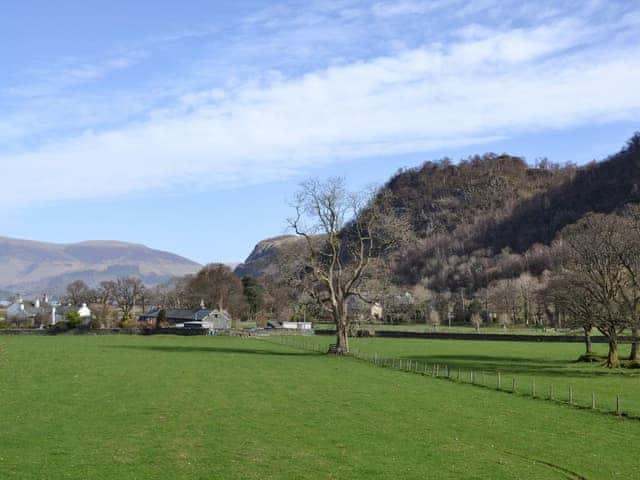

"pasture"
[298,335,640,416]
[0,335,638,479]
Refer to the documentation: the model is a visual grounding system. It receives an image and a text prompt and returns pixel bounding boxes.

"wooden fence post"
[549,385,554,401]
[512,377,516,393]
[497,372,501,390]
[592,392,596,409]
[569,386,573,405]
[532,380,536,398]
[616,394,621,415]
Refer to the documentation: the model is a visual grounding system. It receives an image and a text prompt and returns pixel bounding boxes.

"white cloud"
[1,6,639,210]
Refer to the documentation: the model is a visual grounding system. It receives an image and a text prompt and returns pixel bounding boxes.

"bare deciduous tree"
[470,312,483,332]
[429,309,440,330]
[288,177,405,354]
[560,214,629,367]
[113,277,145,324]
[95,280,116,327]
[545,274,598,357]
[65,280,90,305]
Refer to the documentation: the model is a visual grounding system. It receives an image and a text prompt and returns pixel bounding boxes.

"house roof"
[140,308,227,321]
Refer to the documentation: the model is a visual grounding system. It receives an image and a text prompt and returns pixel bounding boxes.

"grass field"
[0,335,639,479]
[293,335,640,416]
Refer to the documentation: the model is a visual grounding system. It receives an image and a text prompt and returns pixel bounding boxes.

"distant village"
[0,292,235,333]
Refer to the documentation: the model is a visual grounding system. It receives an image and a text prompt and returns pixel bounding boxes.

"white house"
[7,295,91,326]
[78,303,92,318]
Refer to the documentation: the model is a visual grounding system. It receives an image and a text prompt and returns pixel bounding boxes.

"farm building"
[139,308,232,330]
[281,321,313,330]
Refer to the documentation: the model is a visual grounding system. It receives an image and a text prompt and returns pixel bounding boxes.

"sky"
[1,0,639,264]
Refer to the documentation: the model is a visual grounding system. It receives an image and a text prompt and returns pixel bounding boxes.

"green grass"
[296,335,640,416]
[0,335,639,479]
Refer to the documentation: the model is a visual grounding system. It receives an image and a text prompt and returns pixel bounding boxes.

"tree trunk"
[330,306,350,355]
[607,335,619,368]
[629,326,639,361]
[583,326,592,354]
[334,325,349,355]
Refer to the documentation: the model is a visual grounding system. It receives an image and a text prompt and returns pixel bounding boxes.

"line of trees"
[62,268,272,328]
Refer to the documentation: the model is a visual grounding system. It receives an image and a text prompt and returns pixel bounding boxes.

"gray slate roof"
[139,308,225,322]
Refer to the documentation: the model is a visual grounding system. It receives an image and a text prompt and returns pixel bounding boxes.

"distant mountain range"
[0,237,201,295]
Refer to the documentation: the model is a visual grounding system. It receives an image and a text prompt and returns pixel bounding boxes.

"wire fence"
[265,335,635,420]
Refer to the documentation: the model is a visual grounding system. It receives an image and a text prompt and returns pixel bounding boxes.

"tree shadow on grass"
[107,345,318,357]
[402,354,628,379]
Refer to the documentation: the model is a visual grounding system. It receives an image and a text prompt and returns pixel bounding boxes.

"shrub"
[65,310,82,329]
[50,321,70,332]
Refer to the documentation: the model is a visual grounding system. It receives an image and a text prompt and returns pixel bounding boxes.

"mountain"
[235,235,303,278]
[0,237,201,295]
[239,133,640,294]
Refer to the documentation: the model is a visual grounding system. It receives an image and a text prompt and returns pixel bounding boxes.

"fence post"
[569,386,573,406]
[532,380,536,398]
[435,364,439,377]
[549,385,554,401]
[497,372,501,390]
[457,368,461,381]
[592,392,596,409]
[512,377,516,393]
[471,371,475,384]
[616,394,621,415]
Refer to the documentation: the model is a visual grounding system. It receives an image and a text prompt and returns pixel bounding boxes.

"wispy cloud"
[0,1,638,209]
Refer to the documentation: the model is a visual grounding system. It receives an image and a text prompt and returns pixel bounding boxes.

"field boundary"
[315,329,633,343]
[264,335,638,421]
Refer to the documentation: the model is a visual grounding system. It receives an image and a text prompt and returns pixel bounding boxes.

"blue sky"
[1,0,639,264]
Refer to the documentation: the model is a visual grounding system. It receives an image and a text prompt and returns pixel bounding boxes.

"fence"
[266,335,635,420]
[315,329,633,343]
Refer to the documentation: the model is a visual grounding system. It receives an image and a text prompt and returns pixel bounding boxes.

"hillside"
[239,134,640,294]
[235,235,304,278]
[387,134,640,290]
[0,237,201,294]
